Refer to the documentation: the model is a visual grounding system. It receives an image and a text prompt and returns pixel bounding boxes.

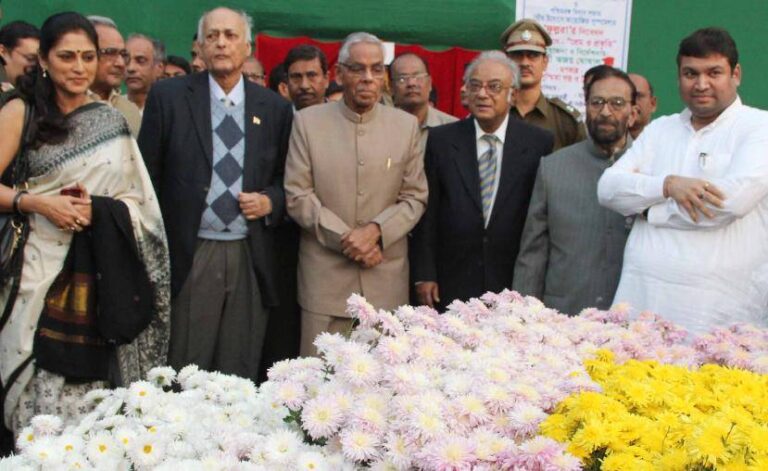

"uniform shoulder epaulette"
[549,97,582,121]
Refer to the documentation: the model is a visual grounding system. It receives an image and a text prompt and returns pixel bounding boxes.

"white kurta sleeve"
[648,115,768,230]
[597,127,667,216]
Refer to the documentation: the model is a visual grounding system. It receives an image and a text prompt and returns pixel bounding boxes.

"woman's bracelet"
[12,190,29,216]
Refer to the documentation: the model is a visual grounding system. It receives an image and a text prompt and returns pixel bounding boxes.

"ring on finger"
[698,192,705,199]
[704,182,710,189]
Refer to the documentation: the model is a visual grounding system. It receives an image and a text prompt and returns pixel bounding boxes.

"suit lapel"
[242,80,267,192]
[488,119,529,226]
[451,118,483,213]
[186,73,213,171]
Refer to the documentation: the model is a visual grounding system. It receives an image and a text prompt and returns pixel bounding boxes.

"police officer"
[501,18,586,150]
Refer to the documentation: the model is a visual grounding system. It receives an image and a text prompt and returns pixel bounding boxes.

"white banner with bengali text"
[515,0,633,114]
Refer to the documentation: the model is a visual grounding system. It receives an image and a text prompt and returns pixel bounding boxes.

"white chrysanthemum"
[83,388,112,406]
[296,450,329,471]
[262,430,302,465]
[30,414,63,436]
[166,439,197,460]
[301,397,343,439]
[275,381,306,410]
[125,380,161,414]
[16,426,36,451]
[176,364,200,388]
[26,436,63,466]
[384,433,412,470]
[147,366,177,387]
[340,428,381,462]
[0,455,34,471]
[338,352,381,387]
[56,433,84,456]
[86,431,123,463]
[62,452,90,470]
[128,433,166,468]
[113,426,139,451]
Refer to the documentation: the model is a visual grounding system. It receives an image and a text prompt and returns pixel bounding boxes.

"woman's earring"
[42,69,48,78]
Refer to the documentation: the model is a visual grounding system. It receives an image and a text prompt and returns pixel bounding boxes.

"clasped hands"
[239,192,272,220]
[662,175,726,222]
[342,223,383,268]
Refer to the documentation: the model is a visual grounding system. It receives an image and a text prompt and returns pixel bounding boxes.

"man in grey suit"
[513,66,637,314]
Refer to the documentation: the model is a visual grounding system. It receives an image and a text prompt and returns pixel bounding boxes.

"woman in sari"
[0,12,170,434]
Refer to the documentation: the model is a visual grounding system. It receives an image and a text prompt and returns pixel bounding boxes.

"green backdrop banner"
[4,1,768,115]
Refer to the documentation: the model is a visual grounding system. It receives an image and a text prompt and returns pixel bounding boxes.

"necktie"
[479,134,498,223]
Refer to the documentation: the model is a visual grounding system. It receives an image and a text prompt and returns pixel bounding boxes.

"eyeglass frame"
[98,47,130,63]
[393,72,429,85]
[339,62,386,78]
[466,79,512,96]
[587,96,631,112]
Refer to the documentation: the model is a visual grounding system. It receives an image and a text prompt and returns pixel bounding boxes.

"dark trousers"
[258,222,301,382]
[169,239,268,381]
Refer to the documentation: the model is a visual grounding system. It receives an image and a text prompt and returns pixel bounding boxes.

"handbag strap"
[10,102,33,187]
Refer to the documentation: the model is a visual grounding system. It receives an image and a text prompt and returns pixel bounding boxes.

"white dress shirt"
[597,97,768,335]
[474,113,509,225]
[209,73,245,106]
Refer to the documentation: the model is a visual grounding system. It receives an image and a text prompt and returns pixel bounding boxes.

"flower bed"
[2,291,767,470]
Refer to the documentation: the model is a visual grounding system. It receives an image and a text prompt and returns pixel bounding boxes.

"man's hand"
[663,175,725,222]
[415,282,440,308]
[359,245,383,268]
[239,192,272,220]
[342,223,381,260]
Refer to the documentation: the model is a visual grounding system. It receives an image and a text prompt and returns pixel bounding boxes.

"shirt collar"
[338,98,379,124]
[209,73,245,106]
[679,95,742,131]
[474,112,509,145]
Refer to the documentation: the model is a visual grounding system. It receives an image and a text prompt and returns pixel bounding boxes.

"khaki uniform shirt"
[420,106,458,148]
[88,89,142,138]
[511,92,586,151]
[285,100,428,316]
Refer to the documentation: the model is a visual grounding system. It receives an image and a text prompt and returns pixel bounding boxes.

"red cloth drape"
[256,34,479,117]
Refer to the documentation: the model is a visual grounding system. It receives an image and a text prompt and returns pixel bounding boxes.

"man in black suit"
[411,51,554,310]
[138,7,292,380]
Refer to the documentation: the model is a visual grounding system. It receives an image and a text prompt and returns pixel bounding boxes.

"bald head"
[628,73,657,139]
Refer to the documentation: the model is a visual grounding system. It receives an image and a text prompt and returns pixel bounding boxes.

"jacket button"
[203,186,210,192]
[134,295,140,303]
[358,160,364,166]
[357,130,365,136]
[358,190,364,196]
[357,220,364,226]
[596,296,604,303]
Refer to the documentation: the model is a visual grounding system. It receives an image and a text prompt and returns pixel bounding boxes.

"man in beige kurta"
[284,32,428,356]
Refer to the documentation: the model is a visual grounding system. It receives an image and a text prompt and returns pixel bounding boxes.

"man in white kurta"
[597,27,768,335]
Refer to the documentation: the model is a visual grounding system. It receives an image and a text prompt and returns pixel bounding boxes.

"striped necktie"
[479,134,498,224]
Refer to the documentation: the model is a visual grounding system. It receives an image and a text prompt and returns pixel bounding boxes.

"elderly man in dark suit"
[513,67,637,314]
[138,7,292,380]
[410,51,553,310]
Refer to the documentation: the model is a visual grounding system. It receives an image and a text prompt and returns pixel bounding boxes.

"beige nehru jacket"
[285,100,428,316]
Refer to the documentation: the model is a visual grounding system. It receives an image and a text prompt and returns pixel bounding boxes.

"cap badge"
[521,30,532,41]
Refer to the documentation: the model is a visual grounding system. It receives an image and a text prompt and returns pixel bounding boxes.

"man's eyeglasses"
[467,80,511,96]
[99,48,130,62]
[394,72,428,85]
[587,96,629,111]
[340,62,386,78]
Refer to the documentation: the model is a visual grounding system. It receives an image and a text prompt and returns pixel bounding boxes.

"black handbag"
[0,102,33,288]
